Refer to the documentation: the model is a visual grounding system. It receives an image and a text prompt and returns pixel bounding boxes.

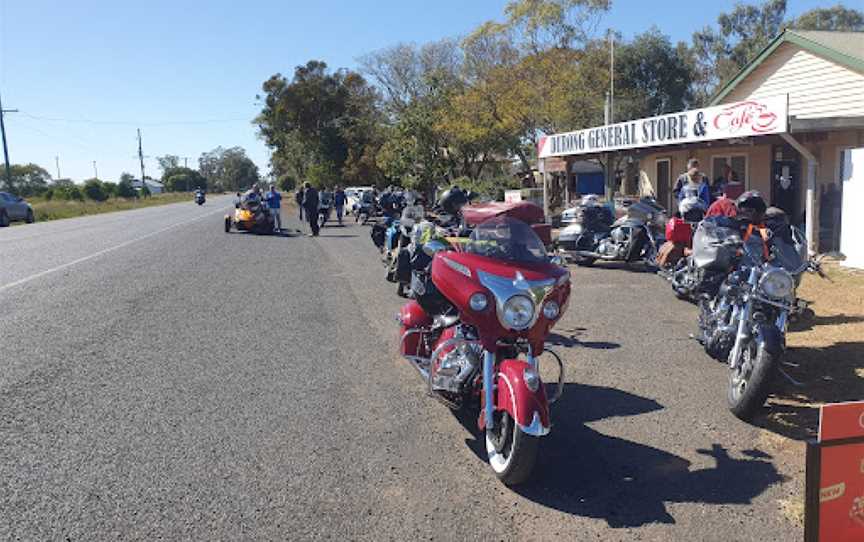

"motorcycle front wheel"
[485,411,539,486]
[727,338,777,422]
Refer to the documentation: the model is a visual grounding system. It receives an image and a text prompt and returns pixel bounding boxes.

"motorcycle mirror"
[549,255,565,266]
[423,240,447,257]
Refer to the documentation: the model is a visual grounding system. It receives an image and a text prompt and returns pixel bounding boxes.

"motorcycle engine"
[430,327,482,394]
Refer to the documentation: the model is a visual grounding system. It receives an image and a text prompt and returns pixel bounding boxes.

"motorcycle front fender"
[755,323,784,356]
[488,359,551,436]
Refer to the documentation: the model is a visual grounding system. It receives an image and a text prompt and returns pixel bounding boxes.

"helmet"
[580,194,600,206]
[678,195,706,222]
[735,191,767,224]
[439,187,468,215]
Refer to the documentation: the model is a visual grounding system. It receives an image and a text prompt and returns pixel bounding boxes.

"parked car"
[0,192,35,226]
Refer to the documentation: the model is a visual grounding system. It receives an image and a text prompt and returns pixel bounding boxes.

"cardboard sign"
[818,443,864,541]
[820,401,864,443]
[806,401,864,542]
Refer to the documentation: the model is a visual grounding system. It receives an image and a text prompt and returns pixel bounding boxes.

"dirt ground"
[756,261,864,525]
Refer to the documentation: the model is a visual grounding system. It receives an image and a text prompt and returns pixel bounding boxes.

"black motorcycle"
[194,192,206,205]
[696,218,818,421]
[557,198,666,268]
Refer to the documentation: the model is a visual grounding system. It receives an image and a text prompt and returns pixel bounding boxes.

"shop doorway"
[656,158,671,211]
[771,158,801,221]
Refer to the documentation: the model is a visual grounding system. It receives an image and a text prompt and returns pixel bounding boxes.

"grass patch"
[754,262,864,526]
[30,192,204,222]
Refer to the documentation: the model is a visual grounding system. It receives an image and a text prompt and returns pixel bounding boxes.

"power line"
[0,90,17,188]
[19,112,250,127]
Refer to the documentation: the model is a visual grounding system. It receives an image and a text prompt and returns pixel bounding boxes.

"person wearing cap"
[673,158,711,209]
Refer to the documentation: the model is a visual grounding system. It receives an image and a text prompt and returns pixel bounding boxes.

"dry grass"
[29,192,199,222]
[764,261,864,439]
[755,262,864,526]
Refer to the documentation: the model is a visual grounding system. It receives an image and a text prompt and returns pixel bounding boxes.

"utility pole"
[55,156,61,179]
[92,161,98,180]
[0,90,18,190]
[137,128,146,187]
[605,32,616,211]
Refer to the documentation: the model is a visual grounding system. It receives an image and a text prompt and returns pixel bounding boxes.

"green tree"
[101,181,118,198]
[691,0,787,103]
[83,178,108,201]
[257,60,385,187]
[199,146,259,192]
[615,28,695,120]
[277,175,296,192]
[116,178,137,198]
[162,167,207,192]
[792,5,864,31]
[7,163,52,196]
[156,155,181,175]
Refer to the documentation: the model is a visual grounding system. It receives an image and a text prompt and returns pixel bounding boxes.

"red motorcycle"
[398,216,571,485]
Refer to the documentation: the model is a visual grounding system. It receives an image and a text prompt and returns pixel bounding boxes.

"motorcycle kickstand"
[777,366,805,388]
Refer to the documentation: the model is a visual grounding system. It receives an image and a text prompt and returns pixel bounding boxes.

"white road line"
[0,206,229,294]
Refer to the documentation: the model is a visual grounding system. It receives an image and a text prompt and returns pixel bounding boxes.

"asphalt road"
[0,199,800,540]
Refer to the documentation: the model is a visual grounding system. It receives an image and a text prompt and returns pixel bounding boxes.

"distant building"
[132,179,164,194]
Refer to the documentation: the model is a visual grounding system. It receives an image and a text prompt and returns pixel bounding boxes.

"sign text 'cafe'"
[538,95,789,158]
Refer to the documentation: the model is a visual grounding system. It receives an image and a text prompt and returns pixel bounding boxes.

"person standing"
[673,158,711,209]
[333,186,347,225]
[296,186,305,221]
[302,182,320,236]
[265,184,283,232]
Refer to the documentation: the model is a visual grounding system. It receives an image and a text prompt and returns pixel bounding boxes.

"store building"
[539,29,864,256]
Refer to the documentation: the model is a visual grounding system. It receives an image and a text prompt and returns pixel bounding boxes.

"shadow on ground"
[759,340,864,441]
[547,329,621,350]
[454,383,784,528]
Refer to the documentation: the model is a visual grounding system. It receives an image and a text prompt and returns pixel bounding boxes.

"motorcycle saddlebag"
[692,217,741,271]
[656,241,685,269]
[665,217,693,245]
[371,223,387,249]
[395,248,412,284]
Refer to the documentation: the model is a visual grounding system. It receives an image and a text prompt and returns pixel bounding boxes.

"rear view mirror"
[423,240,447,257]
[549,255,565,266]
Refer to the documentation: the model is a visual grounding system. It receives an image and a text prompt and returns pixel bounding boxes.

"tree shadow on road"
[456,383,785,528]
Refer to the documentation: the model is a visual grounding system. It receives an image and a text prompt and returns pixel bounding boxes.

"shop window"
[711,155,748,187]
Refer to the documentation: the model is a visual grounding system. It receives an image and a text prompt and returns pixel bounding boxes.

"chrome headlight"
[469,292,489,311]
[760,268,794,299]
[502,295,535,330]
[542,300,560,320]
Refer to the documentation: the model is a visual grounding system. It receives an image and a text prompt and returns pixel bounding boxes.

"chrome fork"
[483,350,495,430]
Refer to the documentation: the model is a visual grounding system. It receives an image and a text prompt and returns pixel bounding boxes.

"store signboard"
[538,95,788,158]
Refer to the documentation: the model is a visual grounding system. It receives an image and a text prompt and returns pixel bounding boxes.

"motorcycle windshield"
[770,230,807,274]
[464,216,547,264]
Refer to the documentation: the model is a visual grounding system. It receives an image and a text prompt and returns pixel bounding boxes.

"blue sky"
[0,0,830,183]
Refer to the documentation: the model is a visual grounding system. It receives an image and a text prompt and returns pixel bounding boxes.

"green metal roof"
[709,29,864,106]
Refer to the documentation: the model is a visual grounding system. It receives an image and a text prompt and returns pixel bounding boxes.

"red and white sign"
[538,95,788,158]
[809,401,864,542]
[819,401,864,443]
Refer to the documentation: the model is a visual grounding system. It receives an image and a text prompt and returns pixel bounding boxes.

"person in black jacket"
[296,186,305,221]
[301,182,320,236]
